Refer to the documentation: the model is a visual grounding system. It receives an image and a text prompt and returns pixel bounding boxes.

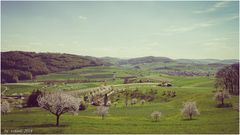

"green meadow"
[1,66,239,134]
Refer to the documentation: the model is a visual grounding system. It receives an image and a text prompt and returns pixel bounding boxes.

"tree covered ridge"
[1,51,104,83]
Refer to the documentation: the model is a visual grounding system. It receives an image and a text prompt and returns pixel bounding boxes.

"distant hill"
[100,56,238,75]
[118,56,173,65]
[100,57,122,66]
[176,59,239,64]
[1,51,105,83]
[219,59,240,64]
[102,56,238,65]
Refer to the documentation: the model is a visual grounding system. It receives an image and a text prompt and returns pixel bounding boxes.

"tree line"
[215,63,239,95]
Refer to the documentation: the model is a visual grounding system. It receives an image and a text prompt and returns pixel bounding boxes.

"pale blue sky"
[1,1,239,59]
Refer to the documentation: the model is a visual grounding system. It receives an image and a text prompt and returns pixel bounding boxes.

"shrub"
[151,111,161,122]
[79,101,88,111]
[166,91,171,96]
[181,101,200,120]
[27,90,43,107]
[96,106,109,120]
[1,100,11,115]
[131,98,138,105]
[140,99,145,105]
[214,91,231,106]
[171,91,176,97]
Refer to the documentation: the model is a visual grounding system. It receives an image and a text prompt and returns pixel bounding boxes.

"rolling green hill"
[1,51,105,83]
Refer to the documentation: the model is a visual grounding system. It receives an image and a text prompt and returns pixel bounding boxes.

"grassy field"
[2,66,170,95]
[122,61,223,74]
[1,66,239,134]
[35,66,150,81]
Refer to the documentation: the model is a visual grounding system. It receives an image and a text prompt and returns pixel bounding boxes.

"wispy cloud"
[78,15,87,21]
[164,22,213,33]
[194,1,230,14]
[224,15,239,21]
[211,14,239,24]
[203,37,233,48]
[163,14,238,34]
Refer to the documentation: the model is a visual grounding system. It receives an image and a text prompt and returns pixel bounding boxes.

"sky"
[1,1,239,59]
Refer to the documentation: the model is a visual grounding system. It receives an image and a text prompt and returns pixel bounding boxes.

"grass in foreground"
[1,83,239,134]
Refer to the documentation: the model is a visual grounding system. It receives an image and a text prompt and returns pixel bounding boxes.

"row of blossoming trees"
[36,90,201,126]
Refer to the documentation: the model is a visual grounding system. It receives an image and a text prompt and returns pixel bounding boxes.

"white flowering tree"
[131,98,137,105]
[214,91,231,105]
[1,100,11,115]
[151,111,161,122]
[140,99,145,105]
[96,106,109,120]
[181,101,200,120]
[37,92,80,126]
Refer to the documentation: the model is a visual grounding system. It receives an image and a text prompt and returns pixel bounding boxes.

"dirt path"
[112,83,159,87]
[1,86,8,95]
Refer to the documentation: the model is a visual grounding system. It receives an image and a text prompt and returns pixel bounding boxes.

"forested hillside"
[1,51,104,83]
